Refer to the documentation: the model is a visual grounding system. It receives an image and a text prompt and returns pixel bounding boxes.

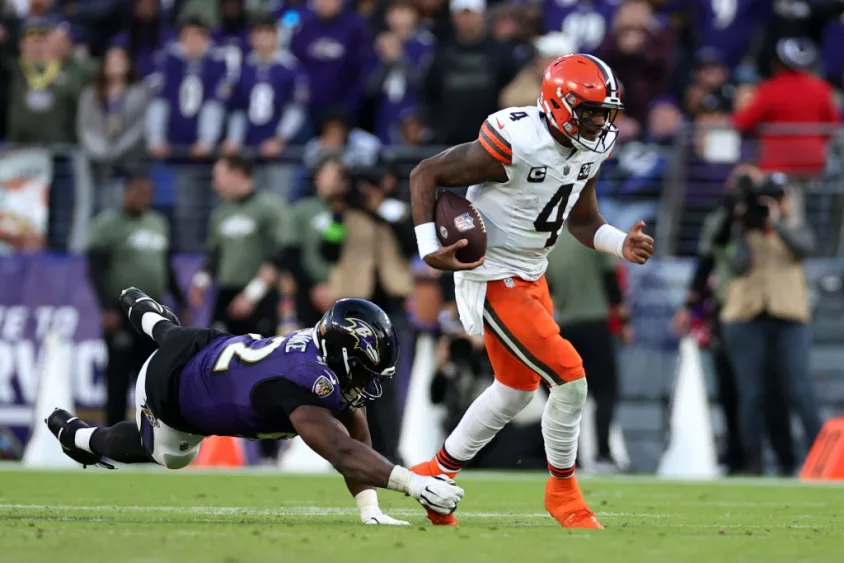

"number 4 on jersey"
[534,184,573,248]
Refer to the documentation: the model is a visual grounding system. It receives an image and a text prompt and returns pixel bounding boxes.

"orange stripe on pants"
[482,276,585,391]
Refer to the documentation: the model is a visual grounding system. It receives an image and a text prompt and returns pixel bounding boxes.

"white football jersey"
[458,106,614,283]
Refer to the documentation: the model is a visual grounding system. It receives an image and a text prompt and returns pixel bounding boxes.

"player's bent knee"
[547,378,588,411]
[490,380,535,417]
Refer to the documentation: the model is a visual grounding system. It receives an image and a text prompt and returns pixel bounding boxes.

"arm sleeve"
[252,378,329,419]
[773,223,815,260]
[477,113,513,165]
[76,89,109,159]
[198,100,226,146]
[689,256,715,298]
[146,98,170,146]
[113,93,150,156]
[276,103,307,141]
[226,110,248,145]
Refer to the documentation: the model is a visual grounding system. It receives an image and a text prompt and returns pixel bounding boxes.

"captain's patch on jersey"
[312,375,334,398]
[454,212,475,232]
[527,166,547,183]
[578,163,592,180]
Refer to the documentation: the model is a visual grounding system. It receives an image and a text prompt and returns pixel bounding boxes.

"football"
[434,190,487,264]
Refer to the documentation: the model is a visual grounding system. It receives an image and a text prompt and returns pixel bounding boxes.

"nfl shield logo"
[563,165,571,175]
[453,212,475,232]
[312,375,335,398]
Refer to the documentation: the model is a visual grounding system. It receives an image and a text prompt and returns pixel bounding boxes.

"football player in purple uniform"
[46,290,464,524]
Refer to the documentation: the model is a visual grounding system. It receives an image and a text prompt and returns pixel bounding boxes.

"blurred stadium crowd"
[1,0,844,475]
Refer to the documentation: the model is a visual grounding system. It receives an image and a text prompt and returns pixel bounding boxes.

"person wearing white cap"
[500,32,575,108]
[423,0,521,144]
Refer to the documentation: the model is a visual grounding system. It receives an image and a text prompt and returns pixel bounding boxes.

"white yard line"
[0,503,673,520]
[1,464,842,488]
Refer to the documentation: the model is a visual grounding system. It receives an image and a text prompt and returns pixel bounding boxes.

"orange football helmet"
[538,54,624,153]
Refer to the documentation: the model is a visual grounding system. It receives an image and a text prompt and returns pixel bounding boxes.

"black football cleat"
[119,287,181,337]
[45,409,114,469]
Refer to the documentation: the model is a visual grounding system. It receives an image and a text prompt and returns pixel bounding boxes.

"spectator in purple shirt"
[212,0,250,76]
[290,0,371,117]
[695,0,771,72]
[543,0,619,54]
[145,17,231,160]
[111,0,175,80]
[365,0,434,145]
[223,13,309,159]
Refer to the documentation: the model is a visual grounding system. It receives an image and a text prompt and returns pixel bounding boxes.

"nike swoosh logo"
[496,118,505,130]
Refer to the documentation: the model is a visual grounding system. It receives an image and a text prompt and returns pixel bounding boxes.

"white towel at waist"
[454,276,487,336]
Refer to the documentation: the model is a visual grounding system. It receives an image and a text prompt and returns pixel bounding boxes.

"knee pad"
[546,378,588,414]
[489,380,535,418]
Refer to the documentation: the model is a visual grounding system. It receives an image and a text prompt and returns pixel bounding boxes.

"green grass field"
[1,468,842,563]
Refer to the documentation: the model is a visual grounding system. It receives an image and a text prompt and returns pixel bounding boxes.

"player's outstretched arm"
[410,141,506,271]
[290,405,464,515]
[338,408,410,526]
[567,174,654,264]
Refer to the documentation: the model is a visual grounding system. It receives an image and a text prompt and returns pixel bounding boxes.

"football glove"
[360,507,411,526]
[407,474,464,516]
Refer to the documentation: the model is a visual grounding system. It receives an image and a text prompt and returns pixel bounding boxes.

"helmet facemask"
[544,89,621,153]
[313,323,398,409]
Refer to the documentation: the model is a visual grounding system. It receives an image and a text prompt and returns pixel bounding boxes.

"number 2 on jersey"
[213,334,286,372]
[534,184,574,248]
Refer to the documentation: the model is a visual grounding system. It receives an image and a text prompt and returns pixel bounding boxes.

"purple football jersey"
[374,31,434,145]
[697,0,772,69]
[543,0,621,54]
[822,18,844,85]
[289,9,370,114]
[178,329,348,439]
[151,44,232,146]
[229,51,310,146]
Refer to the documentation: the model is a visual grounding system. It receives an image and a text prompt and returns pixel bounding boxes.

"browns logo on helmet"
[537,54,624,153]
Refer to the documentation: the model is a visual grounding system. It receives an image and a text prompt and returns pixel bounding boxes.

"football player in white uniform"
[408,54,654,529]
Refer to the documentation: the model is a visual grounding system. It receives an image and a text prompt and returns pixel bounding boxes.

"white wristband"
[415,222,441,258]
[593,224,627,258]
[355,489,379,511]
[192,271,211,289]
[387,465,412,494]
[243,278,269,303]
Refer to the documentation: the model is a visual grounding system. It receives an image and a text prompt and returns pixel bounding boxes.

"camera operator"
[319,164,416,464]
[717,170,824,475]
[674,164,794,475]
